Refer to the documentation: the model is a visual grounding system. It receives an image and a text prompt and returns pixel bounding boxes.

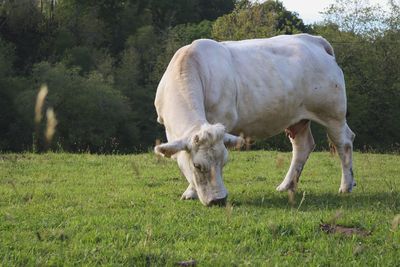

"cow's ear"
[154,139,189,158]
[224,133,244,149]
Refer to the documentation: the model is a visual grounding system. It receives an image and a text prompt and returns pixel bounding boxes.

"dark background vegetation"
[0,0,399,153]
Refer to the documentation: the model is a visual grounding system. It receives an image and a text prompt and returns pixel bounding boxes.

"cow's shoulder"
[190,39,221,52]
[167,40,217,72]
[186,39,228,61]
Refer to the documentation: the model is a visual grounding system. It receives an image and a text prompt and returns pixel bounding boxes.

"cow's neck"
[165,104,207,142]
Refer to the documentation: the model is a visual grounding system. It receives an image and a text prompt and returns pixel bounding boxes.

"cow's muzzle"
[206,196,227,207]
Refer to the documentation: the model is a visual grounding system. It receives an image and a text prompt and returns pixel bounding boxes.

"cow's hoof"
[338,186,352,193]
[181,188,198,200]
[276,182,291,192]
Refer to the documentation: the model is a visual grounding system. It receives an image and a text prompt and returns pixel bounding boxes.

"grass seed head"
[45,108,58,146]
[35,84,48,125]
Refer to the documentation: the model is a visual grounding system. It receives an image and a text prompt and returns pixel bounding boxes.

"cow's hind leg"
[277,120,315,192]
[326,122,356,193]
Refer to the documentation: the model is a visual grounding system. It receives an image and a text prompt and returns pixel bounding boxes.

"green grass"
[1,151,399,266]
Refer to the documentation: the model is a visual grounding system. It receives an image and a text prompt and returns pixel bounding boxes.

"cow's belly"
[205,90,307,139]
[230,77,309,139]
[231,104,306,139]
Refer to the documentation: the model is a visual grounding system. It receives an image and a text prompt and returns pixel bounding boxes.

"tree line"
[0,0,399,153]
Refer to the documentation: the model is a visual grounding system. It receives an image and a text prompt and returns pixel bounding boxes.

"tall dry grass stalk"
[34,84,48,152]
[155,139,161,162]
[392,214,400,231]
[35,84,48,125]
[45,108,58,147]
[245,136,251,151]
[275,154,285,169]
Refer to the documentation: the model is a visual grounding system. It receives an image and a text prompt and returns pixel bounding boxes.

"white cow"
[154,34,355,206]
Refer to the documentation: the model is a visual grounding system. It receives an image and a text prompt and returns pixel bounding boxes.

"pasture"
[1,151,399,266]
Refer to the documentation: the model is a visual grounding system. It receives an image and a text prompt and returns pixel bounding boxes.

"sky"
[279,0,332,23]
[270,0,390,24]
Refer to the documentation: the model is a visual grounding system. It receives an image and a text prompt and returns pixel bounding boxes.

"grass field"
[1,151,399,266]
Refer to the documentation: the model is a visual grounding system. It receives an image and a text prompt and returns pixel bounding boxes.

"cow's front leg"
[177,152,198,200]
[181,184,198,200]
[277,120,315,192]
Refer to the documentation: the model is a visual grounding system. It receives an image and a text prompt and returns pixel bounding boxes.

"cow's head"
[154,123,243,206]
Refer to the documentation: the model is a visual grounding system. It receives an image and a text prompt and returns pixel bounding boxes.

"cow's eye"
[193,163,202,170]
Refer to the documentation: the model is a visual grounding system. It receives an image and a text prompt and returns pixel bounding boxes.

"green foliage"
[62,46,96,75]
[0,39,15,149]
[0,38,15,76]
[0,0,45,72]
[0,38,31,151]
[149,0,235,28]
[212,0,310,40]
[0,152,399,265]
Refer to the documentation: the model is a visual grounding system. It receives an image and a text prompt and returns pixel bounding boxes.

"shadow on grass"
[231,191,399,211]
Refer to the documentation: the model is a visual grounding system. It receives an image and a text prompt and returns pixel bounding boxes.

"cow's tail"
[317,36,335,58]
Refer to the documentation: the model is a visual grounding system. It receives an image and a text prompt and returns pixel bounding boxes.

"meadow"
[1,151,399,266]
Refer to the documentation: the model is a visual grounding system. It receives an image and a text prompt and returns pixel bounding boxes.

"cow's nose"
[207,196,227,207]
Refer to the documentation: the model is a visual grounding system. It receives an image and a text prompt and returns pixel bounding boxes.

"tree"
[321,0,386,38]
[0,38,18,150]
[0,0,45,72]
[149,0,235,29]
[386,0,400,31]
[212,0,310,40]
